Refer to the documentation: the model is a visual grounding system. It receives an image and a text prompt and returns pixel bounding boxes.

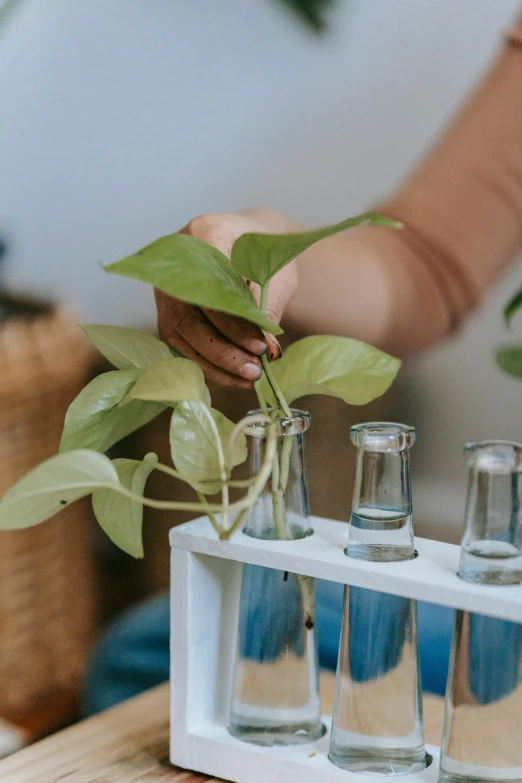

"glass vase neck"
[458,440,522,585]
[350,422,416,452]
[242,408,312,541]
[245,409,311,438]
[347,422,416,562]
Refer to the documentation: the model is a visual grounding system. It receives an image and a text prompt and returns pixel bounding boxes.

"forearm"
[286,19,522,358]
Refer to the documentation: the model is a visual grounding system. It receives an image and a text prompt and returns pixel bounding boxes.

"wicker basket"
[0,299,98,727]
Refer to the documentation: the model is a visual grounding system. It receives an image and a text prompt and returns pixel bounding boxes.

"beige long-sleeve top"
[288,15,522,358]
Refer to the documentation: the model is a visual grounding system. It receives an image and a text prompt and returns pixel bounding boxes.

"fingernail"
[245,338,267,356]
[240,362,263,381]
[265,335,282,361]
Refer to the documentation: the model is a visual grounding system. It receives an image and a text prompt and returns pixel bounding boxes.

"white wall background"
[0,0,521,540]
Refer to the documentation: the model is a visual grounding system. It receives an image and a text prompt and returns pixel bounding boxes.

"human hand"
[155,209,299,389]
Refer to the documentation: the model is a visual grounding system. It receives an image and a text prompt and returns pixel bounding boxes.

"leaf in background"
[92,453,158,558]
[170,401,247,494]
[105,234,282,334]
[504,286,522,327]
[231,211,402,287]
[276,0,336,33]
[60,369,165,453]
[496,345,522,378]
[260,335,400,406]
[121,357,205,407]
[81,325,173,369]
[0,450,120,530]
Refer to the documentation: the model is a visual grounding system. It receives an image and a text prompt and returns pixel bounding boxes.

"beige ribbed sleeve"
[289,14,522,358]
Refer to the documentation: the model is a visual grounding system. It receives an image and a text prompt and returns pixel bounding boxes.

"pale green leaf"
[170,401,247,494]
[92,453,158,558]
[121,357,205,407]
[80,325,173,369]
[231,211,402,286]
[496,345,522,379]
[60,369,165,453]
[260,335,400,406]
[105,233,282,334]
[0,450,120,530]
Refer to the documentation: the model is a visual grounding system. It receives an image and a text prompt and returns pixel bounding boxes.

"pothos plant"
[0,212,401,574]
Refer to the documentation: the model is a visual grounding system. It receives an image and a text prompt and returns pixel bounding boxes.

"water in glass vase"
[329,585,426,776]
[228,564,323,746]
[347,507,414,563]
[345,423,416,563]
[228,409,323,747]
[458,440,522,585]
[439,610,522,783]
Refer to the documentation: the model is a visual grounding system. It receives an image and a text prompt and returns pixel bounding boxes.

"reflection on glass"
[458,440,522,585]
[346,423,416,562]
[229,564,323,746]
[329,586,426,775]
[439,610,522,782]
[228,409,323,746]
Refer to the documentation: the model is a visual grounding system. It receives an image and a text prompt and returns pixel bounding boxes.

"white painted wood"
[170,549,242,752]
[169,513,522,783]
[170,515,522,623]
[183,728,440,783]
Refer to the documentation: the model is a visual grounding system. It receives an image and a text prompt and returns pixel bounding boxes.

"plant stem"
[113,426,277,518]
[196,490,220,535]
[220,508,248,541]
[254,380,268,416]
[201,404,229,531]
[270,442,288,540]
[260,281,269,314]
[261,354,292,417]
[279,435,293,493]
[153,461,211,494]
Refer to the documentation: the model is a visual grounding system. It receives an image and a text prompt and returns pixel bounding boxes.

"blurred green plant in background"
[276,0,338,32]
[0,1,339,36]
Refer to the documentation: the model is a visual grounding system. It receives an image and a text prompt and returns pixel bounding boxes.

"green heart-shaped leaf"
[0,450,120,530]
[105,234,282,334]
[60,369,165,453]
[80,325,174,369]
[231,212,402,287]
[170,401,247,494]
[121,357,205,407]
[496,345,522,378]
[92,453,158,558]
[260,335,400,406]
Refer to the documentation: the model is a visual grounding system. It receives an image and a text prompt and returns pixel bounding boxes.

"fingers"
[201,309,267,356]
[179,213,242,258]
[156,291,263,384]
[265,333,282,361]
[166,330,255,390]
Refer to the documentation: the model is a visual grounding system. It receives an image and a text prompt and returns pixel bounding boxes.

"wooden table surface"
[0,676,444,783]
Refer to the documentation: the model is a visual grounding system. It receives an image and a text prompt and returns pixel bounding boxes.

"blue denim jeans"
[83,579,456,717]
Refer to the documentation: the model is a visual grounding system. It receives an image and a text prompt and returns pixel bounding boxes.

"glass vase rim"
[246,407,311,437]
[465,439,522,473]
[350,421,416,452]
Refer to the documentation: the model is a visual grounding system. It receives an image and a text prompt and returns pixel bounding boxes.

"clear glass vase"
[329,422,427,776]
[439,610,522,783]
[228,409,324,747]
[439,440,522,783]
[457,440,522,585]
[345,422,416,562]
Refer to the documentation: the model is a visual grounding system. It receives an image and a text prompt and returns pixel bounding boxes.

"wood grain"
[0,678,444,783]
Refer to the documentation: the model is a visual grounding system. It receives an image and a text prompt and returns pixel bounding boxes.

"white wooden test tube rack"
[169,515,522,783]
